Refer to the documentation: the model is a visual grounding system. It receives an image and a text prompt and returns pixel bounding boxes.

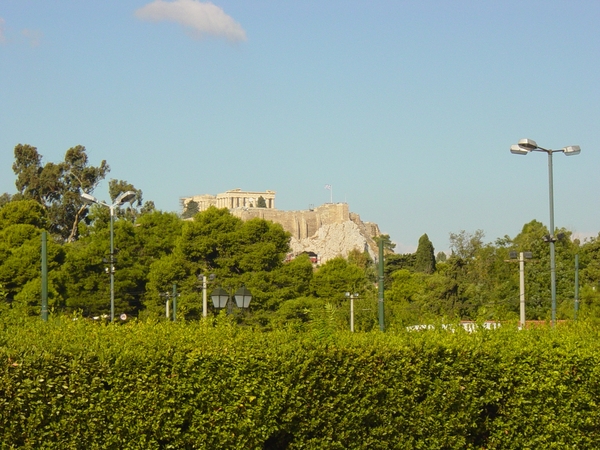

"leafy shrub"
[1,317,600,448]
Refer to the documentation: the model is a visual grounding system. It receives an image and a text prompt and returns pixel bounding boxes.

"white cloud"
[21,29,42,47]
[0,18,6,44]
[135,0,246,42]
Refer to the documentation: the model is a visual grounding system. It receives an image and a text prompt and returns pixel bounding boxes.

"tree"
[0,194,11,208]
[145,207,291,317]
[11,144,109,242]
[0,200,64,310]
[347,248,372,270]
[0,199,48,230]
[511,220,578,320]
[61,146,110,241]
[182,200,199,219]
[257,196,267,208]
[12,144,43,202]
[107,179,151,222]
[385,269,427,326]
[373,234,396,253]
[310,257,369,302]
[383,253,416,289]
[580,233,600,292]
[107,179,140,203]
[243,253,314,324]
[449,229,485,260]
[414,233,436,274]
[62,210,183,317]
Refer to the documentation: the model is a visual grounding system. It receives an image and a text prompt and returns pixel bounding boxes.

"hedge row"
[1,317,600,449]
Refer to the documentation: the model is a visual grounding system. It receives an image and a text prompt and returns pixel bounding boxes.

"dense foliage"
[2,317,600,449]
[1,144,599,327]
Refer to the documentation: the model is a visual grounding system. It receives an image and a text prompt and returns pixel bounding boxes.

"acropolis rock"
[181,189,381,263]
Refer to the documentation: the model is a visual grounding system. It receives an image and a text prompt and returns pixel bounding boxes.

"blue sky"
[1,0,599,253]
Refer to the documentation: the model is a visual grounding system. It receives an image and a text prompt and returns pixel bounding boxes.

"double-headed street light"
[211,285,253,314]
[81,190,136,322]
[510,138,580,326]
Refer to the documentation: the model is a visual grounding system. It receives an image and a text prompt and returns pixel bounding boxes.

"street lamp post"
[510,139,580,326]
[345,292,359,332]
[81,190,136,322]
[198,273,216,318]
[506,251,533,329]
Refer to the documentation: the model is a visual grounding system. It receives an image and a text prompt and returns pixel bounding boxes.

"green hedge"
[1,317,600,449]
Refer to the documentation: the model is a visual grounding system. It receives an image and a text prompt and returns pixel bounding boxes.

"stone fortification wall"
[230,203,380,263]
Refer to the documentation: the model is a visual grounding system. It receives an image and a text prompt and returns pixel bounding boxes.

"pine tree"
[414,233,436,274]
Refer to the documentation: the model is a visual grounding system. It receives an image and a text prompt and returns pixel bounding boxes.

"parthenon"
[181,188,276,212]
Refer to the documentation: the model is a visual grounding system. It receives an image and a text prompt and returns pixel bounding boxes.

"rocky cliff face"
[230,203,380,263]
[289,220,376,263]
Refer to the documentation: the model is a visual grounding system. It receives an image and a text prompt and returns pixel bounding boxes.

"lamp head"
[234,285,252,308]
[518,138,538,150]
[115,190,136,206]
[81,192,98,204]
[510,144,529,155]
[562,145,581,156]
[211,287,229,309]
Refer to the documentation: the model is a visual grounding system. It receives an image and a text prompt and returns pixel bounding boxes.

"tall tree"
[414,233,436,274]
[12,144,109,242]
[12,144,43,202]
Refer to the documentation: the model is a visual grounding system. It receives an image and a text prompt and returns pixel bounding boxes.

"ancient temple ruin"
[181,188,275,212]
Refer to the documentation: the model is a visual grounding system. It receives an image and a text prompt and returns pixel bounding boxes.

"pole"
[519,252,525,329]
[202,275,208,318]
[165,294,169,318]
[172,283,177,321]
[378,239,385,332]
[227,287,233,315]
[574,254,580,320]
[41,231,48,321]
[350,295,355,332]
[110,206,115,322]
[547,151,557,327]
